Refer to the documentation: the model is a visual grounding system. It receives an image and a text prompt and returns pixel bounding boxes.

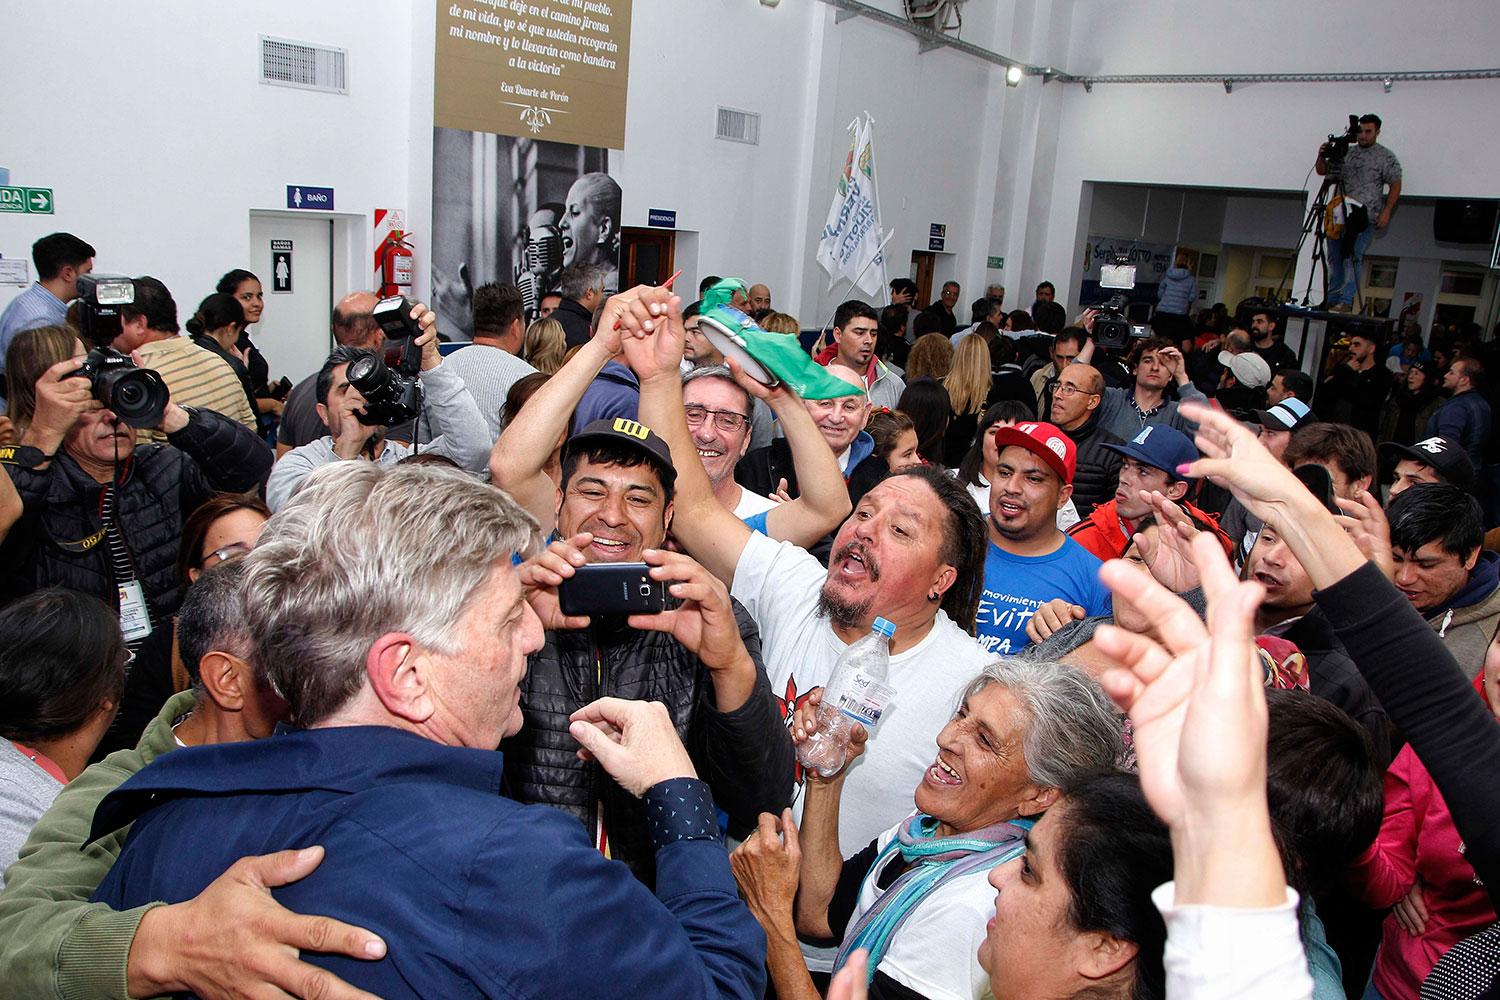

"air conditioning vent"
[260,36,348,94]
[716,107,761,145]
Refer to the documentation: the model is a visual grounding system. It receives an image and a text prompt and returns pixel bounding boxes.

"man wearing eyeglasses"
[682,365,777,523]
[1043,362,1122,517]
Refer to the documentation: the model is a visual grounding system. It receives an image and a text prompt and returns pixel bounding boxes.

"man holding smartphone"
[503,413,793,885]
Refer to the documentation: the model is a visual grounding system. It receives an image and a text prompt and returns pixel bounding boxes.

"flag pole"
[813,229,896,354]
[862,112,891,296]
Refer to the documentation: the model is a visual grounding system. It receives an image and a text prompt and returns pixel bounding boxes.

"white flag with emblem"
[815,114,889,297]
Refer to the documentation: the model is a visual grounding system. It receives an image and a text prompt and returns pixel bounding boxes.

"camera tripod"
[1277,164,1363,313]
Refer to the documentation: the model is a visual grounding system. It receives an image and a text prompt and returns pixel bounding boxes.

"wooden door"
[911,251,935,307]
[620,227,675,287]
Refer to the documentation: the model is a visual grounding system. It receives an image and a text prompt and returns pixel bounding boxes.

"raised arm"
[627,298,755,588]
[733,363,851,549]
[490,296,632,532]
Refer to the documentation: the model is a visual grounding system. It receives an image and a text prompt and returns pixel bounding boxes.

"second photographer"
[266,298,490,511]
[1315,113,1403,312]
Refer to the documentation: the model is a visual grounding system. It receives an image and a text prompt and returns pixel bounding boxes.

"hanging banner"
[434,0,632,149]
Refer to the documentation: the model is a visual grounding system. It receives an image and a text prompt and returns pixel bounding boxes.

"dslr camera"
[71,274,170,428]
[347,295,425,426]
[1321,114,1361,170]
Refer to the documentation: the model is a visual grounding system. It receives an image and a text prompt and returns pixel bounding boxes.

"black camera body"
[71,274,171,428]
[72,347,170,428]
[1323,114,1361,169]
[1093,293,1134,350]
[349,296,424,426]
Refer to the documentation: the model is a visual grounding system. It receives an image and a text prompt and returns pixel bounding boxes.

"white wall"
[0,0,414,356]
[1035,0,1500,310]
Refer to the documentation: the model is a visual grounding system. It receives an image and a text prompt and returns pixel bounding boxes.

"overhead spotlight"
[1383,76,1394,92]
[1006,65,1024,87]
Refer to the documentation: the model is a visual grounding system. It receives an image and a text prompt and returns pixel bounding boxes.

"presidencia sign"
[434,0,632,148]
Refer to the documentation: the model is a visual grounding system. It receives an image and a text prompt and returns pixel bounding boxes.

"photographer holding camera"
[1315,114,1402,312]
[0,332,272,751]
[266,299,489,511]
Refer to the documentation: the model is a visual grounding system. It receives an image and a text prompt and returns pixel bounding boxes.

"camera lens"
[347,353,392,397]
[104,369,170,428]
[639,583,653,597]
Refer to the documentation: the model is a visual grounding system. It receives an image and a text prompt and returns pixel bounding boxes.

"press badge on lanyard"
[118,580,152,642]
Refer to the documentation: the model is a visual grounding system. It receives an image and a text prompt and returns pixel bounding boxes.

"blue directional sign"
[647,208,676,228]
[286,185,335,211]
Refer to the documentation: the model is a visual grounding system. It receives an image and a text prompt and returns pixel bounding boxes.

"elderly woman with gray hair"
[731,658,1123,1000]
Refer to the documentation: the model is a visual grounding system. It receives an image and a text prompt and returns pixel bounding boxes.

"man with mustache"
[974,421,1111,656]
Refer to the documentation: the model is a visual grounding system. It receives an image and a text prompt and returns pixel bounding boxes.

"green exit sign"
[986,255,1005,270]
[0,187,54,214]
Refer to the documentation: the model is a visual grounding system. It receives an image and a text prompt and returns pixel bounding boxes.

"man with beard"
[622,286,993,862]
[975,421,1111,656]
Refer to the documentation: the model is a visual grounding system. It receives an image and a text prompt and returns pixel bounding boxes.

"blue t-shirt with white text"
[976,537,1111,656]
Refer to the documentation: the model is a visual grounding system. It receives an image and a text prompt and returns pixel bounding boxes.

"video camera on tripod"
[1093,257,1138,349]
[1320,115,1361,173]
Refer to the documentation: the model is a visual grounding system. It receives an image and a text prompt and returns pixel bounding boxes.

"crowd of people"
[0,228,1498,1000]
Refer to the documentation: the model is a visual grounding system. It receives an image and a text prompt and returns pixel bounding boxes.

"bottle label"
[837,672,896,729]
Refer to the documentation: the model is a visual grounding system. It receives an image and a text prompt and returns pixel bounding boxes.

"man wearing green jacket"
[0,561,384,1000]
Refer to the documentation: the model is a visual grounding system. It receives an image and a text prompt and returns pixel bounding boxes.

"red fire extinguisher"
[378,231,414,298]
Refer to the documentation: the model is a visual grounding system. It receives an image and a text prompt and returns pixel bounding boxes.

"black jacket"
[1277,609,1393,766]
[1,407,272,614]
[1060,410,1122,518]
[2,408,272,754]
[555,296,595,348]
[502,603,793,885]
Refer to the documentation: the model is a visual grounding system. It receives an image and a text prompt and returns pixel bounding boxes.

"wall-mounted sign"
[929,222,946,252]
[434,0,634,148]
[987,256,1005,270]
[270,240,294,293]
[647,208,676,228]
[0,186,53,214]
[286,186,334,211]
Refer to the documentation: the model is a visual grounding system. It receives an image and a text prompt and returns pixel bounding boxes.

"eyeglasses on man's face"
[684,404,749,433]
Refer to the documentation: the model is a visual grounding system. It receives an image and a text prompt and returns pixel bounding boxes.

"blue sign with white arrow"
[286,185,335,211]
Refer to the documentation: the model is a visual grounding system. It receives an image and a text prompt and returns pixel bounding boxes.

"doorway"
[620,227,675,287]
[911,250,935,307]
[247,213,338,386]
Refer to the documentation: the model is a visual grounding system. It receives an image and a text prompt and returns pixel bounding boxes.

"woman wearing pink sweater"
[1349,630,1500,1000]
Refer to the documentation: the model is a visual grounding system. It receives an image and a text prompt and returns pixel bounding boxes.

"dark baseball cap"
[564,417,677,487]
[1379,435,1475,491]
[1102,424,1200,481]
[1251,397,1315,433]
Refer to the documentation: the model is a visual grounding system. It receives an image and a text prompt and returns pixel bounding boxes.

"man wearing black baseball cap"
[1068,424,1230,563]
[507,413,792,883]
[1380,433,1475,499]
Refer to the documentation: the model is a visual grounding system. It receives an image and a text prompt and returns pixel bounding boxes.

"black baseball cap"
[1379,435,1475,491]
[564,417,677,487]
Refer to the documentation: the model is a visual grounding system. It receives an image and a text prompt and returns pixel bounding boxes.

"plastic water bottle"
[796,617,898,778]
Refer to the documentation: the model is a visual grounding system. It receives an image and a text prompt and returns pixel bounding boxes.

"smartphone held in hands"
[558,563,669,617]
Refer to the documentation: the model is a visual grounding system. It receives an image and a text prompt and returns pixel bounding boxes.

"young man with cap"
[976,421,1112,655]
[1066,424,1229,563]
[505,413,793,884]
[1387,482,1500,679]
[1382,434,1476,499]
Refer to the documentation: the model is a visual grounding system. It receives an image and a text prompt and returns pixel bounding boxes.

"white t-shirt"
[848,820,995,1000]
[732,487,778,520]
[966,477,1080,531]
[731,532,994,856]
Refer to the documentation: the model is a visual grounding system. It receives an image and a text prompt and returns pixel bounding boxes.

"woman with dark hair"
[176,493,270,585]
[215,269,281,426]
[187,293,261,422]
[1378,360,1442,448]
[896,377,951,467]
[0,589,130,876]
[980,770,1172,999]
[845,408,920,509]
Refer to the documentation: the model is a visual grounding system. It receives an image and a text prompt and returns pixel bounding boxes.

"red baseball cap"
[991,421,1077,485]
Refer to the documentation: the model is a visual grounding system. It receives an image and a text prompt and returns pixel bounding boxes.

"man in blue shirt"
[976,420,1111,655]
[89,461,765,999]
[0,232,94,396]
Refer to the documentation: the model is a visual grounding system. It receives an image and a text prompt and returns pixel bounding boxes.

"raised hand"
[1091,531,1284,907]
[516,532,594,630]
[1335,489,1394,581]
[615,290,684,381]
[1180,401,1310,527]
[729,809,803,924]
[1135,492,1203,594]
